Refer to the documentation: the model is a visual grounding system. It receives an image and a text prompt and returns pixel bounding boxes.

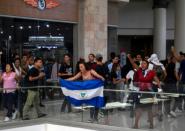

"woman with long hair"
[67,61,104,123]
[111,63,125,102]
[67,62,104,81]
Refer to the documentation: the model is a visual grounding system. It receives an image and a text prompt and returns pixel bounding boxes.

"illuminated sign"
[24,0,60,10]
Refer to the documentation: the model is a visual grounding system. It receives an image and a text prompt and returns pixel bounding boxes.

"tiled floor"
[0,100,185,131]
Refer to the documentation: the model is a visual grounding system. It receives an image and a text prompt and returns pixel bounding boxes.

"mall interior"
[0,0,185,131]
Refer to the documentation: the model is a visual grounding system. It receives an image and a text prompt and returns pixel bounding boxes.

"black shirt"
[87,62,97,70]
[95,64,106,78]
[26,67,40,91]
[165,62,177,83]
[59,63,73,79]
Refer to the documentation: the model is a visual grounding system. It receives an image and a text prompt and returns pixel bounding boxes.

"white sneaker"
[12,110,18,120]
[167,114,171,118]
[176,109,183,113]
[4,117,10,122]
[170,111,177,118]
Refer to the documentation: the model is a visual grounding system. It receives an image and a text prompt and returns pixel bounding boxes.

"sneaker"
[87,119,94,123]
[170,111,176,118]
[99,112,104,118]
[12,110,18,120]
[40,103,45,107]
[4,117,10,122]
[38,113,47,118]
[167,114,171,118]
[176,109,183,113]
[22,117,30,120]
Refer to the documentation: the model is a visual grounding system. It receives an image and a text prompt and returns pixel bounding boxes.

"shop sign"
[24,0,60,10]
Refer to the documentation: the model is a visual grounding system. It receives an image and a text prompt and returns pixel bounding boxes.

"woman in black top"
[164,56,179,117]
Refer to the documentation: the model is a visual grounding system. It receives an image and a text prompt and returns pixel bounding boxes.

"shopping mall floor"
[0,100,184,131]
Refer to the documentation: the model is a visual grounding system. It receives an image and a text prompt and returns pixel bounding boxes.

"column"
[175,0,185,53]
[108,27,119,55]
[153,0,168,60]
[77,0,108,61]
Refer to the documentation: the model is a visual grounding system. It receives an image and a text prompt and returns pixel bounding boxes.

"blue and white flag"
[60,79,105,108]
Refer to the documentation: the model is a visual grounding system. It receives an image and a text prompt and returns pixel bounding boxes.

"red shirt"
[134,68,156,91]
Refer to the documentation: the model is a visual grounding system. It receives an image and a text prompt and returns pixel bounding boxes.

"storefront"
[0,0,128,64]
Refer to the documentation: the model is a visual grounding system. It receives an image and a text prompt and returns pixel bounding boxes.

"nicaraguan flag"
[60,79,105,108]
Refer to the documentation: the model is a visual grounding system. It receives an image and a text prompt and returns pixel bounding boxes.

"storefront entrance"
[0,17,74,64]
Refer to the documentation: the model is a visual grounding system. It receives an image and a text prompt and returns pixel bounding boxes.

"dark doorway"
[130,35,153,57]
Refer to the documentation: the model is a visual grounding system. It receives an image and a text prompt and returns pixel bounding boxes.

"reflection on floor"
[0,100,185,131]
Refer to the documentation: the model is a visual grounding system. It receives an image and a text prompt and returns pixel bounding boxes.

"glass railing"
[0,82,184,131]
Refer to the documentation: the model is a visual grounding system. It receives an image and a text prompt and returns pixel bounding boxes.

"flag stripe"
[60,79,104,90]
[66,96,105,108]
[61,86,103,100]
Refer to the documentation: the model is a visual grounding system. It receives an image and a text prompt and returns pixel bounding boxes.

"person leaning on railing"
[127,54,161,129]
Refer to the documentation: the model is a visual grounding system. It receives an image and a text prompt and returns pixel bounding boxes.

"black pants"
[61,97,72,112]
[178,82,185,110]
[90,108,99,120]
[18,90,27,118]
[3,92,16,117]
[163,83,178,114]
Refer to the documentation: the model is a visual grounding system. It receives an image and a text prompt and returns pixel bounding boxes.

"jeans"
[90,108,99,120]
[3,92,16,117]
[163,83,178,114]
[61,97,72,112]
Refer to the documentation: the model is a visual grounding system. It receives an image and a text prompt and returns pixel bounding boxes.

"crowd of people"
[0,47,185,129]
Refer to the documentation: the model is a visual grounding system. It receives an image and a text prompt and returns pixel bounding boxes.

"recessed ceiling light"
[11,25,14,28]
[19,26,23,30]
[46,24,50,28]
[28,26,32,29]
[0,31,3,34]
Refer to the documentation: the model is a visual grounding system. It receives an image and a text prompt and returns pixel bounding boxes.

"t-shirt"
[87,62,97,70]
[59,63,73,79]
[111,70,122,81]
[108,63,113,73]
[2,72,17,93]
[165,62,177,83]
[180,59,185,83]
[26,67,40,91]
[175,62,180,73]
[95,64,106,78]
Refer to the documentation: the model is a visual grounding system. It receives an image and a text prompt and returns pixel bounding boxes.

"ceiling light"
[46,24,50,28]
[19,26,23,30]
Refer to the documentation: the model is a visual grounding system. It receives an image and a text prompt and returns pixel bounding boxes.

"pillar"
[175,0,185,53]
[153,0,169,60]
[77,0,108,61]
